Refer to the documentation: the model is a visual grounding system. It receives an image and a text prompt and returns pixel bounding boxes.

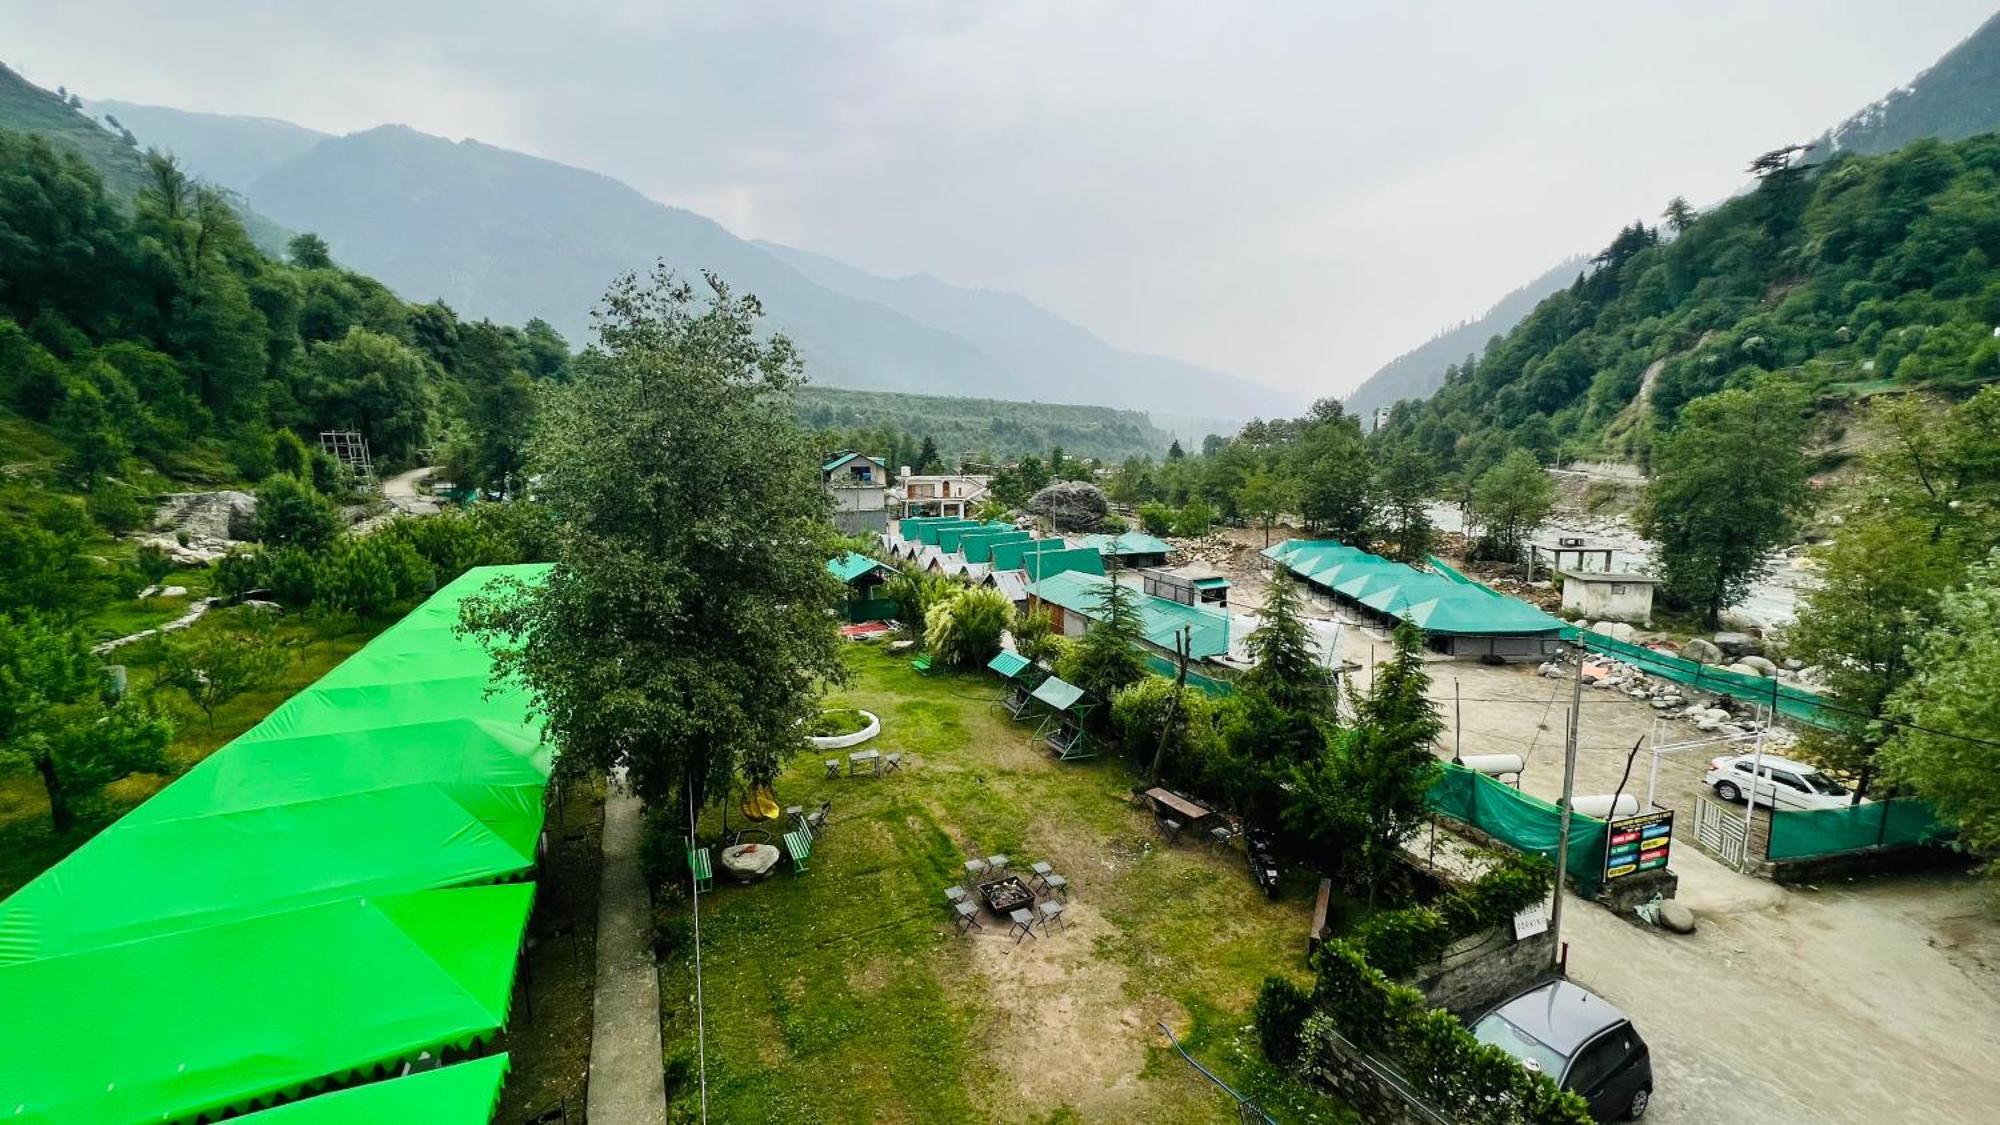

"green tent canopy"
[827,551,887,584]
[242,675,538,742]
[129,717,551,825]
[235,1055,510,1124]
[0,884,531,1125]
[0,781,542,961]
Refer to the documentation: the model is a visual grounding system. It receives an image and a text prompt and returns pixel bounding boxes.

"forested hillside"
[1383,133,2000,477]
[1821,10,2000,157]
[796,385,1168,465]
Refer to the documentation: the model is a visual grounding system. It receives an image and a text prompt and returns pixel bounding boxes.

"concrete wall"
[833,508,888,535]
[1413,928,1559,1020]
[1561,577,1654,624]
[827,484,887,514]
[1304,1032,1451,1125]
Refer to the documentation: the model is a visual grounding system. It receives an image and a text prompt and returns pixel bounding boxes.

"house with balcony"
[822,452,889,533]
[889,468,991,520]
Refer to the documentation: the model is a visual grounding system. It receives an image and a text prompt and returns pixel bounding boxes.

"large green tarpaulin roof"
[0,885,531,1124]
[0,565,551,1122]
[827,551,888,584]
[1029,571,1231,660]
[1264,540,1563,636]
[989,537,1065,571]
[236,1056,510,1124]
[1020,547,1106,582]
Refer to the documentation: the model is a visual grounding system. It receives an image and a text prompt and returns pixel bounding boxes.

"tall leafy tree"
[1373,443,1437,563]
[1289,404,1377,544]
[1235,470,1293,547]
[462,269,846,812]
[1059,568,1148,700]
[297,326,433,466]
[1637,382,1812,624]
[151,612,286,727]
[1469,448,1557,563]
[1881,551,2000,858]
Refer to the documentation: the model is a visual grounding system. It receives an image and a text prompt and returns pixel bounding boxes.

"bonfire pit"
[980,875,1035,917]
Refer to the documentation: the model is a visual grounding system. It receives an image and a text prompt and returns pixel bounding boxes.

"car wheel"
[1715,781,1740,803]
[1627,1085,1651,1119]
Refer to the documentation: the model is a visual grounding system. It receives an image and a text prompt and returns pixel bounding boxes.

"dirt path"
[380,464,441,516]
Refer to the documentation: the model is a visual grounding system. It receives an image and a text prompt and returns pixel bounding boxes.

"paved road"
[381,465,441,516]
[586,772,668,1125]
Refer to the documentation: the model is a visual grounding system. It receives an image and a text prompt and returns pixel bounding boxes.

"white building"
[821,453,889,533]
[889,469,990,519]
[1559,569,1660,625]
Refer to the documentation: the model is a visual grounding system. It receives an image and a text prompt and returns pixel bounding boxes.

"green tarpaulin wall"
[1428,764,1609,895]
[0,564,552,1123]
[1766,798,1952,860]
[1565,627,1833,728]
[237,1056,510,1124]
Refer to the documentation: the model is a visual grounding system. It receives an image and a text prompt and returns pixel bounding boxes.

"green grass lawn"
[658,645,1353,1124]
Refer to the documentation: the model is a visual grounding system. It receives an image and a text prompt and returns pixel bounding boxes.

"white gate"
[1692,794,1747,866]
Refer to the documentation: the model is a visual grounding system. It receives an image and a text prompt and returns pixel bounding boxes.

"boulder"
[1680,637,1724,665]
[153,490,258,545]
[1025,481,1110,532]
[1782,657,1806,672]
[1739,655,1778,678]
[1658,900,1697,934]
[1712,631,1762,658]
[1725,662,1762,678]
[1607,622,1638,643]
[719,843,781,882]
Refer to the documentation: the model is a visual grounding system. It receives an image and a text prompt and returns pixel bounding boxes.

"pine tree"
[915,435,942,473]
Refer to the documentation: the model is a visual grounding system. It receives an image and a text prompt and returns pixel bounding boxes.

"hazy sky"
[4,1,1993,397]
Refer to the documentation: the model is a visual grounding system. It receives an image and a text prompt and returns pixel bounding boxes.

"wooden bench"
[1307,877,1333,960]
[911,654,933,675]
[688,846,714,893]
[784,828,813,874]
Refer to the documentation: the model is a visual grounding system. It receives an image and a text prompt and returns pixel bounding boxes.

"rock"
[1538,662,1564,679]
[1712,631,1762,658]
[1680,637,1724,665]
[1739,655,1778,678]
[1607,622,1638,643]
[153,490,258,545]
[719,843,781,882]
[158,585,188,598]
[1651,699,1674,710]
[1782,657,1806,671]
[1025,480,1110,532]
[1703,708,1732,724]
[1725,662,1762,678]
[1658,900,1697,934]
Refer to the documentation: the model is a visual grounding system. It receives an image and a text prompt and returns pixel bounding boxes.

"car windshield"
[1473,1013,1568,1080]
[1803,772,1848,796]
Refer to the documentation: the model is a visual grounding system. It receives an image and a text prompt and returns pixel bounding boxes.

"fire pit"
[980,875,1035,916]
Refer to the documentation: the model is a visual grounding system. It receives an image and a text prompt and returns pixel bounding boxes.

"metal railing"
[1156,1022,1276,1125]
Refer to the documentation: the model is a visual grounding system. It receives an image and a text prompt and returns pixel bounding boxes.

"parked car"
[1703,753,1862,812]
[1473,980,1653,1120]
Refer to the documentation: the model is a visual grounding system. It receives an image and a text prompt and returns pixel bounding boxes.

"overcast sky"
[4,1,1993,397]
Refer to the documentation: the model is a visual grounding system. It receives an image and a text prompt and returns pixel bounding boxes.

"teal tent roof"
[1030,676,1086,711]
[1020,547,1106,582]
[1079,531,1173,557]
[822,452,883,474]
[0,885,531,1125]
[990,537,1066,571]
[828,551,888,584]
[987,650,1031,679]
[1263,540,1561,636]
[915,519,982,546]
[235,1055,510,1124]
[1029,571,1230,660]
[958,528,1031,564]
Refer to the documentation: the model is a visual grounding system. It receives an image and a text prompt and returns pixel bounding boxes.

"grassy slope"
[659,645,1352,1124]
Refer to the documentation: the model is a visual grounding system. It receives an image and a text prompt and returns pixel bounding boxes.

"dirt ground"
[1212,533,2000,1124]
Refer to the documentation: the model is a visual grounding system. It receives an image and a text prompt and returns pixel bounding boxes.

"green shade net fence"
[1428,764,1609,895]
[1766,798,1952,860]
[0,564,553,1123]
[1566,628,1833,728]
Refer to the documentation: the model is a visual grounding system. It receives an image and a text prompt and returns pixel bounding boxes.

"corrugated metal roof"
[827,552,887,584]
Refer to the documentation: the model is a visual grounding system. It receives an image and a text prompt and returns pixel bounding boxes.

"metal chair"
[953,901,982,934]
[985,854,1010,875]
[1037,900,1066,933]
[1007,908,1037,944]
[1028,861,1054,891]
[1157,818,1183,844]
[824,759,841,779]
[944,885,969,905]
[964,858,990,882]
[884,752,904,774]
[1041,874,1069,899]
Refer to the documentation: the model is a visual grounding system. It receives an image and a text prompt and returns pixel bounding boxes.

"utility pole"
[1148,626,1192,786]
[1738,677,1780,871]
[1549,642,1584,969]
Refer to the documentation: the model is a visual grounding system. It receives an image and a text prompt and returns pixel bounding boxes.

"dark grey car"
[1472,980,1654,1120]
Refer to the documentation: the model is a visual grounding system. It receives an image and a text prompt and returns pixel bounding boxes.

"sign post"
[1603,809,1675,882]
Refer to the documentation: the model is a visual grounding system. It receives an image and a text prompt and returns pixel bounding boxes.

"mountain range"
[83,97,1297,427]
[1341,8,2000,421]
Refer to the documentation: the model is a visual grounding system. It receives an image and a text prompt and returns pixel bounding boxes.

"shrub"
[316,535,434,617]
[135,543,174,587]
[810,707,870,737]
[1352,853,1552,979]
[253,472,341,551]
[1173,499,1215,537]
[1253,976,1314,1068]
[86,481,145,534]
[1136,501,1175,536]
[923,586,1012,667]
[1010,607,1060,666]
[262,545,322,607]
[1098,513,1130,533]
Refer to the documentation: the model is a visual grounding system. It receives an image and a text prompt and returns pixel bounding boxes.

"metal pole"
[1453,679,1462,764]
[1549,645,1584,970]
[1740,698,1770,873]
[1644,718,1661,811]
[1148,627,1191,786]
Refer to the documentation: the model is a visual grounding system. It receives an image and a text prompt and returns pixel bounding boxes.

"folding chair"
[944,885,969,905]
[985,854,1010,876]
[1037,900,1066,933]
[1007,908,1037,944]
[953,901,982,934]
[964,857,990,882]
[805,800,831,834]
[883,752,904,774]
[824,759,841,779]
[1028,861,1054,891]
[1041,874,1069,900]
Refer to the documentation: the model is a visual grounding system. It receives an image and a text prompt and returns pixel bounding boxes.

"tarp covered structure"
[1030,676,1086,711]
[990,537,1067,572]
[0,564,552,1123]
[1265,540,1565,639]
[1028,570,1231,660]
[0,885,531,1124]
[987,650,1032,678]
[235,1055,510,1124]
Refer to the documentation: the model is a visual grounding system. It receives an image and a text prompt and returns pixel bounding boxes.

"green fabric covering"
[1028,571,1230,660]
[235,1055,510,1124]
[1031,676,1085,711]
[1265,540,1563,636]
[915,519,980,546]
[1766,798,1951,860]
[987,650,1031,678]
[989,537,1065,571]
[957,529,1031,564]
[1566,627,1832,726]
[0,885,531,1125]
[1428,764,1608,894]
[827,551,887,584]
[1019,547,1106,582]
[1078,531,1173,557]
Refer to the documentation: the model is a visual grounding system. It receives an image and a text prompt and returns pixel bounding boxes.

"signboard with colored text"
[1603,809,1674,881]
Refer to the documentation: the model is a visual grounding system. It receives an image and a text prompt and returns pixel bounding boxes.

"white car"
[1704,753,1862,812]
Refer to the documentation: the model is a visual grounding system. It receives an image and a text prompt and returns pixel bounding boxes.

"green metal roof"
[1192,576,1231,589]
[1029,571,1231,660]
[821,452,884,474]
[1079,531,1173,557]
[915,519,982,546]
[235,1056,510,1124]
[987,650,1031,678]
[1030,676,1086,711]
[1263,539,1563,636]
[827,551,888,584]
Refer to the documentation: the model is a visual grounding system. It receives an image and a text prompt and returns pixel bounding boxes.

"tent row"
[0,564,555,1124]
[1263,539,1565,659]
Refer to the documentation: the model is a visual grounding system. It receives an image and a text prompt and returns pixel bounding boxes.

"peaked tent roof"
[957,528,1031,564]
[0,884,531,1125]
[1028,571,1230,660]
[1263,539,1562,636]
[1078,531,1173,557]
[827,551,889,584]
[234,1055,510,1124]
